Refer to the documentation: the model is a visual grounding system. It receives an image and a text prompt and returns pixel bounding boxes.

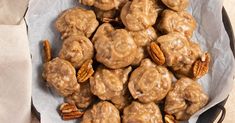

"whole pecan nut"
[77,59,94,82]
[42,40,52,62]
[147,42,165,65]
[165,114,178,123]
[193,52,210,79]
[59,103,84,120]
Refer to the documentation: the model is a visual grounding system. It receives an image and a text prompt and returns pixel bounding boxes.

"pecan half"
[77,59,94,83]
[42,40,52,62]
[193,52,210,79]
[147,42,165,65]
[59,103,84,120]
[164,114,178,123]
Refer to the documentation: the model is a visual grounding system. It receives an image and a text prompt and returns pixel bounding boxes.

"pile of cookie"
[42,0,211,122]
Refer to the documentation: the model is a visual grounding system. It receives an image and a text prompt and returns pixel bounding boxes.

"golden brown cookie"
[93,23,137,69]
[129,27,158,65]
[157,32,202,77]
[42,57,80,96]
[110,88,133,110]
[129,27,157,47]
[59,35,94,68]
[128,59,173,103]
[90,66,132,109]
[55,7,99,39]
[80,0,128,11]
[120,0,158,31]
[164,77,209,121]
[158,9,196,38]
[123,101,163,123]
[65,82,95,109]
[161,0,189,11]
[81,101,121,123]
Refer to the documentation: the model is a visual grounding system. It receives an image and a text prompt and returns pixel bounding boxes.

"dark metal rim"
[216,105,226,123]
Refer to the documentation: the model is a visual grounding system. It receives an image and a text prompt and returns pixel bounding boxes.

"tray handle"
[216,105,226,123]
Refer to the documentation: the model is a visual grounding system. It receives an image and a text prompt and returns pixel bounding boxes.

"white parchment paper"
[25,0,235,123]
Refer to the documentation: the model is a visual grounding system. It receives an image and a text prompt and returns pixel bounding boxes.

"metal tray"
[32,7,235,123]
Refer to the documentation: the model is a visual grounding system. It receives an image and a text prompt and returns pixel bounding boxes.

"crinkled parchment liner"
[25,0,235,122]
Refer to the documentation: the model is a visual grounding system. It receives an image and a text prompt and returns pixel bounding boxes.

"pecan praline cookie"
[42,57,80,97]
[128,59,173,103]
[129,27,158,65]
[157,32,201,77]
[55,7,99,39]
[65,82,94,109]
[158,9,196,38]
[161,0,189,12]
[80,0,128,11]
[81,101,121,123]
[59,35,94,68]
[123,101,163,123]
[93,23,137,69]
[164,77,209,120]
[90,66,132,109]
[120,0,158,31]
